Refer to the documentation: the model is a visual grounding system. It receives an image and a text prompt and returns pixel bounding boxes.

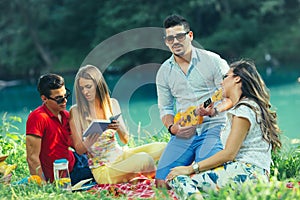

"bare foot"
[155,179,171,189]
[189,193,204,200]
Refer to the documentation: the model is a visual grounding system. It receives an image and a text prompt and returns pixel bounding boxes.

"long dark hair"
[231,59,281,151]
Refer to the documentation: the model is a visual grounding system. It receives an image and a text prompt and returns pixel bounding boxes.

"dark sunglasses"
[222,74,237,80]
[164,31,189,44]
[47,88,71,104]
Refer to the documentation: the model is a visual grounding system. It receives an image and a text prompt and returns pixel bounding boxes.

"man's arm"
[162,114,174,129]
[26,135,45,180]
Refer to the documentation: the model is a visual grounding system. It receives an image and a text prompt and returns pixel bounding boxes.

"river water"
[0,76,299,141]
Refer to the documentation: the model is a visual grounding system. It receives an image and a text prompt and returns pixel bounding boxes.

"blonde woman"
[166,60,282,199]
[70,65,166,184]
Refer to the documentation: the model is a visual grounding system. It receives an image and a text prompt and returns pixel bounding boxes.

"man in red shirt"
[26,74,93,184]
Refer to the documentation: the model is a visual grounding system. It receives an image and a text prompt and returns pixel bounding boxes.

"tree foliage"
[0,0,299,80]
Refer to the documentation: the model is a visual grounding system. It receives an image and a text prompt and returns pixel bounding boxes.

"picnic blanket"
[87,177,299,199]
[88,176,177,199]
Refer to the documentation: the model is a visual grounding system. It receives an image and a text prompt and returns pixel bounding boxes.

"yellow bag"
[0,155,17,184]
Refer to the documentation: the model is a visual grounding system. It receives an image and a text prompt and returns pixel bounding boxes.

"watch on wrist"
[209,107,219,118]
[168,124,175,136]
[214,107,219,116]
[192,163,200,174]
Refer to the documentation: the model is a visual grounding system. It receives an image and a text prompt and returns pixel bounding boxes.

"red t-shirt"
[26,104,75,182]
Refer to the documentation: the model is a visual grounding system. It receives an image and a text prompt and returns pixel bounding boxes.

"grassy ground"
[1,115,300,199]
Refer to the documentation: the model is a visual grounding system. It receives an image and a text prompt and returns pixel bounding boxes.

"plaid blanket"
[87,177,300,199]
[88,177,177,199]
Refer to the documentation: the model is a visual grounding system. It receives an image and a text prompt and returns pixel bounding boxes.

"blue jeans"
[155,125,223,180]
[70,152,94,185]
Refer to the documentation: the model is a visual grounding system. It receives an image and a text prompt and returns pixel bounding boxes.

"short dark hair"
[37,73,65,97]
[163,14,190,31]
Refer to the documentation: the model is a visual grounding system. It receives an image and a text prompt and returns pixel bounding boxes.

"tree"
[0,0,299,80]
[0,0,55,79]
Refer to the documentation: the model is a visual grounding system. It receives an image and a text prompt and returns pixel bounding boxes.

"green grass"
[1,114,300,199]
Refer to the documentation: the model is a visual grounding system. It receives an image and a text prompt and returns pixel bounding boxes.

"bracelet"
[168,124,175,136]
[36,165,41,170]
[35,165,41,174]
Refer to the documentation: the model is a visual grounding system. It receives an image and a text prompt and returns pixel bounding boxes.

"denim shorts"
[155,125,223,180]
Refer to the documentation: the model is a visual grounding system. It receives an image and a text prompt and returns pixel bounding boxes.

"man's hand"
[171,118,196,138]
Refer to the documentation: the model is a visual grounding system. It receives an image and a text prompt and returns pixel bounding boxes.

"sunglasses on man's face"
[164,31,190,44]
[47,88,71,104]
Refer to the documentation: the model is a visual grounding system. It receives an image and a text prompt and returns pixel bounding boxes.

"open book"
[71,178,95,191]
[82,113,121,137]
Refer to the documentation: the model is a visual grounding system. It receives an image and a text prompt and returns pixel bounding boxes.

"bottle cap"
[54,159,68,164]
[53,159,69,170]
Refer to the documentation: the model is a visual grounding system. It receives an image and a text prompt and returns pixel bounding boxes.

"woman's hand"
[107,120,120,130]
[83,133,99,151]
[109,120,129,144]
[166,165,194,182]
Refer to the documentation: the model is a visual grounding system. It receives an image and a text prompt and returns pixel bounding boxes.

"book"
[109,113,122,121]
[71,178,95,191]
[82,120,110,137]
[82,113,121,137]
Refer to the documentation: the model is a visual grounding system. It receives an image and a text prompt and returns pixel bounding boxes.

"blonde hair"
[74,65,113,130]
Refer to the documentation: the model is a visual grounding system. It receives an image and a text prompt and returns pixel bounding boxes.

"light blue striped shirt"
[156,47,230,134]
